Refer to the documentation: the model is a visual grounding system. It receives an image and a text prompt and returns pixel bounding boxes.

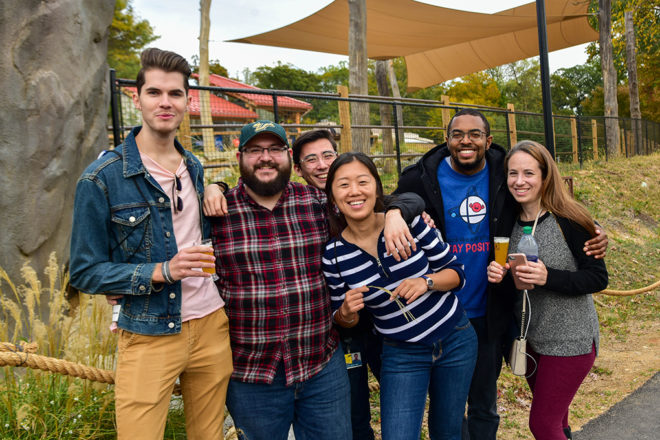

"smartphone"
[508,253,534,290]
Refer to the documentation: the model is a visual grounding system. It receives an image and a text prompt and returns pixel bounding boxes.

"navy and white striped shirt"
[322,216,466,345]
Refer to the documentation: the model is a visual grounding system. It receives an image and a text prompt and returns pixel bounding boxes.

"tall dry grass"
[0,253,119,438]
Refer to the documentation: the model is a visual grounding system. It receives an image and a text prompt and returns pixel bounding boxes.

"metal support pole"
[272,94,279,123]
[392,103,402,176]
[109,69,122,147]
[505,109,511,149]
[535,0,555,157]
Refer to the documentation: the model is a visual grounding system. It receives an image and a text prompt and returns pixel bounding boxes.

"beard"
[449,148,486,173]
[240,156,292,197]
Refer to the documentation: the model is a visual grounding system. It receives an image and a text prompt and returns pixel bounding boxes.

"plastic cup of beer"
[494,237,510,266]
[198,239,216,276]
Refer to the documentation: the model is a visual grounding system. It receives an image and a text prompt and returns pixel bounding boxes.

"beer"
[494,237,510,266]
[199,239,216,274]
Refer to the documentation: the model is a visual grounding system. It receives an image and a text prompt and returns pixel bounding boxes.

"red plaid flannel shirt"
[211,180,338,385]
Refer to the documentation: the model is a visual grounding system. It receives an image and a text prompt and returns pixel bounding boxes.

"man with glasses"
[394,108,607,439]
[292,129,338,190]
[208,121,426,439]
[70,48,232,440]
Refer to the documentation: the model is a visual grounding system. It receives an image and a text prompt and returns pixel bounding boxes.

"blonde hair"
[505,140,597,237]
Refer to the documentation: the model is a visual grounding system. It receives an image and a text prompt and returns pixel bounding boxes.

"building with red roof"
[193,73,313,124]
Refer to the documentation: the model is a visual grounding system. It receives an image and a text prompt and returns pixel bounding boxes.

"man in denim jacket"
[69,48,231,440]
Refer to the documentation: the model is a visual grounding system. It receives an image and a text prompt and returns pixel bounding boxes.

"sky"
[131,0,591,81]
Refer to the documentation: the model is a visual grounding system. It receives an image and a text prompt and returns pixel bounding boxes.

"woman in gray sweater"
[487,140,608,440]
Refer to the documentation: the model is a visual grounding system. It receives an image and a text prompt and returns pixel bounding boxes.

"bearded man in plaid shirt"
[210,120,422,440]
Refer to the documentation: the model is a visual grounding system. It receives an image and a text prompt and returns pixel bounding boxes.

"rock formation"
[0,0,115,282]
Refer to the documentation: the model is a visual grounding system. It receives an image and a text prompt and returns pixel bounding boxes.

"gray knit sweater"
[511,212,608,357]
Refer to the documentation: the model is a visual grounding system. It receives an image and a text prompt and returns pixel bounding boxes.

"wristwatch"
[420,275,433,290]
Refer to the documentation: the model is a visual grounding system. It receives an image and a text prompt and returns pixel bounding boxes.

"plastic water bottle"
[517,226,539,262]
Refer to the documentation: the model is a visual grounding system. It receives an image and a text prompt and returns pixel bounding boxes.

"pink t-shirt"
[140,152,224,322]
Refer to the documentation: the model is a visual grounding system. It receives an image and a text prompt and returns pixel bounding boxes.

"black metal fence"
[109,72,660,182]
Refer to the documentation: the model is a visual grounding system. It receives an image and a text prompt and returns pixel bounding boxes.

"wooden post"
[337,85,352,153]
[348,0,369,153]
[507,103,517,146]
[177,112,193,151]
[199,0,215,158]
[441,95,451,142]
[571,116,578,163]
[591,119,598,160]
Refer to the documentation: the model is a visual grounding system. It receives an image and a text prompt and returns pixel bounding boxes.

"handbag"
[509,289,529,376]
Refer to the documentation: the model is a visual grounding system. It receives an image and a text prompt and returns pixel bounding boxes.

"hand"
[487,261,508,284]
[338,286,368,323]
[514,260,547,287]
[203,183,228,216]
[584,227,608,259]
[421,211,435,229]
[392,277,428,304]
[383,209,416,262]
[164,244,216,281]
[106,294,124,305]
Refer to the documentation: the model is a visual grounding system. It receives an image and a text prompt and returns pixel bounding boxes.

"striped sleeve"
[410,216,466,290]
[322,239,348,312]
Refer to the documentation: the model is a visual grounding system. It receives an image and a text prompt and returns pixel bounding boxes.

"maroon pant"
[525,343,596,440]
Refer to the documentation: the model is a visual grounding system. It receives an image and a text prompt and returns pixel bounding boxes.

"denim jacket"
[69,127,209,335]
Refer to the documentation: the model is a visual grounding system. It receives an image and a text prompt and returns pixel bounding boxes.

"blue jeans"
[462,316,510,440]
[226,347,351,440]
[380,314,478,440]
[341,326,382,440]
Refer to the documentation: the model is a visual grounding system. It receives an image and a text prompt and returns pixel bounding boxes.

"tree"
[108,0,158,78]
[375,61,394,173]
[492,59,543,112]
[587,0,659,121]
[250,62,321,91]
[191,55,229,77]
[550,59,602,114]
[599,0,621,157]
[625,10,643,153]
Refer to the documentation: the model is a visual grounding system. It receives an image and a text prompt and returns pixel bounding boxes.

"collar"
[121,126,188,178]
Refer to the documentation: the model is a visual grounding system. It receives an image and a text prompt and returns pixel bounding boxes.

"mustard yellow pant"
[115,307,233,440]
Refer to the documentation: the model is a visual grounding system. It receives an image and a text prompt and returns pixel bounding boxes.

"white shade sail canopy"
[229,0,598,90]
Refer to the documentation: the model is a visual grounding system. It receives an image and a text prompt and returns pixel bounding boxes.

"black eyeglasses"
[173,175,183,213]
[241,145,289,157]
[449,130,487,142]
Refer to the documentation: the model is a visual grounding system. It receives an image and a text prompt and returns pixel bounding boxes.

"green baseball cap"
[239,120,289,149]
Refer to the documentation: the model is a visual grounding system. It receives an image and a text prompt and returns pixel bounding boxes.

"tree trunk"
[625,10,642,154]
[199,0,215,157]
[599,0,620,157]
[348,0,369,153]
[375,61,394,173]
[387,59,405,156]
